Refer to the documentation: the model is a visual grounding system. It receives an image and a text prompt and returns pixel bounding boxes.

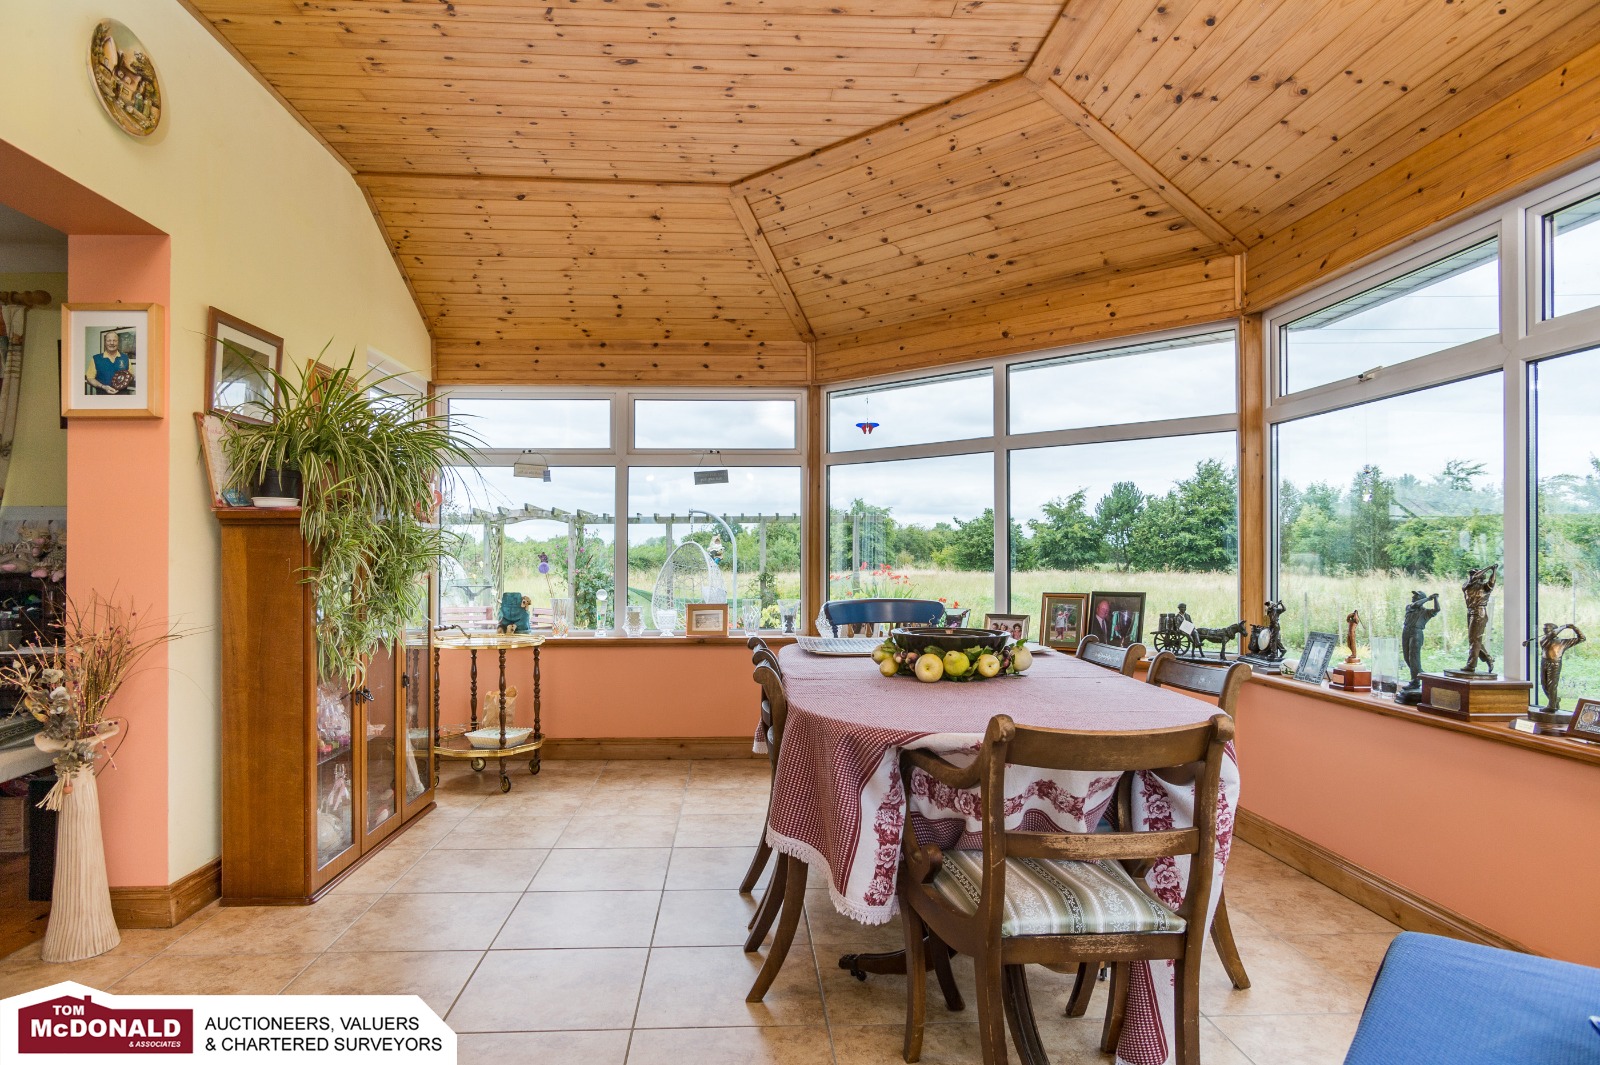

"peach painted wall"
[66,235,172,887]
[435,644,757,739]
[1234,682,1600,966]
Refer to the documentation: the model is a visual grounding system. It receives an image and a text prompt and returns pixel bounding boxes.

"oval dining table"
[756,642,1241,1065]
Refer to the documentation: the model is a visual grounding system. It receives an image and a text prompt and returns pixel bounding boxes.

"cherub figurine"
[1524,623,1585,711]
[1461,564,1499,674]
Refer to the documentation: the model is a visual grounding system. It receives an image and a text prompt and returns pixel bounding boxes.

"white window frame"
[441,385,808,634]
[822,324,1241,618]
[1261,154,1600,681]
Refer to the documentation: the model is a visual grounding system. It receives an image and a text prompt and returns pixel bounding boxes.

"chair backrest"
[901,712,1232,945]
[1145,652,1250,716]
[747,635,783,675]
[752,662,790,772]
[1076,634,1146,676]
[821,597,945,636]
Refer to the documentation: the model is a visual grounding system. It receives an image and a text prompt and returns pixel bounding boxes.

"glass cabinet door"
[362,643,399,838]
[313,676,355,870]
[402,634,434,808]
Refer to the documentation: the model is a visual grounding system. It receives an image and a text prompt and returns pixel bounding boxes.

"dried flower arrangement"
[0,593,189,808]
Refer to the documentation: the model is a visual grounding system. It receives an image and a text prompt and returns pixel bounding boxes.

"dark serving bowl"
[890,626,1011,655]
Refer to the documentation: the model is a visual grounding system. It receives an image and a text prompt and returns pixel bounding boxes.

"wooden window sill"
[435,634,799,648]
[1246,669,1600,769]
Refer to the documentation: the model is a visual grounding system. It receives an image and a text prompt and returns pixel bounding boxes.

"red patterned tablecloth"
[765,644,1240,1065]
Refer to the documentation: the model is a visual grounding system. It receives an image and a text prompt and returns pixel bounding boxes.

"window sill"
[435,634,799,648]
[1246,670,1600,769]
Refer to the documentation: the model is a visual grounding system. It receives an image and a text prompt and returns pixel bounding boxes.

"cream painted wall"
[1,1,432,880]
[0,273,68,507]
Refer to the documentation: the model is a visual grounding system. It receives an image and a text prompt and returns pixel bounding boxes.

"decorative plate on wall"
[88,19,162,138]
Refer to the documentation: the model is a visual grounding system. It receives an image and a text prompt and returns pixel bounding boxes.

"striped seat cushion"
[929,851,1185,937]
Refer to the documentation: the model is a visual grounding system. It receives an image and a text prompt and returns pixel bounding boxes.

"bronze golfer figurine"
[1459,563,1499,676]
[1524,622,1585,711]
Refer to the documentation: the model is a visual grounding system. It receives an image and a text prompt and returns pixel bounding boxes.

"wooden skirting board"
[1234,808,1530,954]
[543,737,760,761]
[109,858,221,930]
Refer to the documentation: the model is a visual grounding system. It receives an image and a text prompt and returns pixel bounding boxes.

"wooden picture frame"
[1039,592,1089,651]
[60,303,164,419]
[1292,631,1340,686]
[1570,698,1600,744]
[684,603,729,636]
[983,613,1030,644]
[195,412,250,508]
[1087,591,1147,649]
[205,307,283,424]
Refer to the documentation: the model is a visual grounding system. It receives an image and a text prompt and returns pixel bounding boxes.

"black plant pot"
[256,467,302,500]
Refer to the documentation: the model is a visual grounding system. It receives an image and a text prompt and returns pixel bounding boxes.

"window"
[1529,346,1600,706]
[633,399,796,450]
[1274,375,1504,672]
[1544,191,1600,320]
[827,453,995,621]
[1281,239,1499,395]
[1008,332,1236,434]
[828,370,993,453]
[449,398,612,450]
[1008,434,1238,635]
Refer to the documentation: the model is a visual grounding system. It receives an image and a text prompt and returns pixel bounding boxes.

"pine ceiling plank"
[1028,0,1162,86]
[727,190,817,343]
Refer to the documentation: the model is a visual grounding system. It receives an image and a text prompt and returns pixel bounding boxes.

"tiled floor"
[0,759,1398,1064]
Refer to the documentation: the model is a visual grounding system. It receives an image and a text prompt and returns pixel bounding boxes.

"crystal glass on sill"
[741,603,762,636]
[623,605,645,638]
[594,590,610,637]
[550,597,574,637]
[654,604,679,637]
[780,600,798,635]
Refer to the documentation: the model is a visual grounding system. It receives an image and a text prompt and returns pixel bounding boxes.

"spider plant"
[222,352,476,690]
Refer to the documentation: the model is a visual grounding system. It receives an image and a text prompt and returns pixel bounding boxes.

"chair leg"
[1064,961,1097,1017]
[745,855,807,1002]
[743,854,787,951]
[1211,890,1251,990]
[1174,954,1202,1065]
[1099,963,1128,1055]
[739,836,772,895]
[974,948,1008,1065]
[1001,965,1050,1065]
[902,900,927,1063]
[930,934,965,1012]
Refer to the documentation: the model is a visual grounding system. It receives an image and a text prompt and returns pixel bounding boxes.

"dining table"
[762,642,1241,1065]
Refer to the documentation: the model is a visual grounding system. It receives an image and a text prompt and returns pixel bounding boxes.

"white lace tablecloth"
[766,645,1240,1065]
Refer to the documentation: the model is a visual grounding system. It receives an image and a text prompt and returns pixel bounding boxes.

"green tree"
[948,508,1029,571]
[1028,490,1102,570]
[1347,464,1395,573]
[1095,482,1147,572]
[1155,459,1239,572]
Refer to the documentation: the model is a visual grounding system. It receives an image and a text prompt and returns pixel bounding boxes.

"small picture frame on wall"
[684,603,730,637]
[1569,698,1600,745]
[1291,631,1340,687]
[206,308,283,424]
[1087,591,1147,649]
[983,613,1030,644]
[61,303,164,419]
[1039,592,1089,651]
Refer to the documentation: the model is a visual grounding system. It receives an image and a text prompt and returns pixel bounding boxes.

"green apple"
[914,653,944,683]
[942,650,970,677]
[1010,646,1034,673]
[975,653,1002,678]
[872,643,893,664]
[879,656,900,677]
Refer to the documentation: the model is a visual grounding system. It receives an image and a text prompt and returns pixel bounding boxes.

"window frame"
[442,384,808,633]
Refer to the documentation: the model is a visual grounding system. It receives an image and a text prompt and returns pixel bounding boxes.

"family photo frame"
[206,307,283,424]
[1039,592,1089,651]
[684,603,730,636]
[983,613,1030,644]
[60,303,165,419]
[1087,591,1146,649]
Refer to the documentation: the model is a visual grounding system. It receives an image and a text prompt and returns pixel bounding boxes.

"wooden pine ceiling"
[189,0,1600,380]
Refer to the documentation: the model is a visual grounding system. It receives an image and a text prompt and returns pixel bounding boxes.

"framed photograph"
[1292,632,1340,687]
[685,603,730,636]
[61,303,165,419]
[983,613,1030,643]
[1087,592,1147,649]
[195,412,251,508]
[206,308,283,423]
[1570,698,1600,744]
[1039,593,1089,651]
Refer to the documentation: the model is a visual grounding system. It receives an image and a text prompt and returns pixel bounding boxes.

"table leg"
[531,645,543,776]
[468,648,479,729]
[839,937,964,1011]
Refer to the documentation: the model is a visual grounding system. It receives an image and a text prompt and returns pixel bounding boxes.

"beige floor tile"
[1032,1007,1253,1065]
[674,815,769,848]
[579,790,690,817]
[653,890,806,948]
[681,790,765,815]
[687,760,772,789]
[1224,841,1305,883]
[435,814,570,850]
[1281,931,1397,993]
[458,1030,630,1065]
[390,848,548,893]
[816,945,974,1028]
[804,892,904,952]
[284,949,483,1014]
[529,848,672,892]
[557,815,682,849]
[447,948,648,1032]
[1227,877,1401,937]
[328,892,519,952]
[597,761,691,790]
[831,1022,984,1065]
[163,894,376,955]
[113,953,316,995]
[0,951,147,998]
[634,946,824,1028]
[328,843,428,895]
[665,847,763,891]
[494,891,662,949]
[626,1025,834,1065]
[393,812,467,844]
[1199,933,1369,1016]
[1211,1011,1363,1065]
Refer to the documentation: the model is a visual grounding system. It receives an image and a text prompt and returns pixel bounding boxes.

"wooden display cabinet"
[217,508,434,905]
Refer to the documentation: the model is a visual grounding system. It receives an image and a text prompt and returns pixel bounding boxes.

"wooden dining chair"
[745,662,810,1000]
[740,638,784,918]
[897,713,1233,1065]
[822,597,945,636]
[1075,634,1146,676]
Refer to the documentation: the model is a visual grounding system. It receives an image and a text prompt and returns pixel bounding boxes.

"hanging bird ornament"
[855,396,879,435]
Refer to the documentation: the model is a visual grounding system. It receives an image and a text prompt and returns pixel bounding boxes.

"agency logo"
[18,992,192,1055]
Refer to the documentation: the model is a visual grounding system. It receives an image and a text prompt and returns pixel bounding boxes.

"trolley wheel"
[529,759,540,775]
[471,758,486,772]
[433,773,440,788]
[499,775,512,793]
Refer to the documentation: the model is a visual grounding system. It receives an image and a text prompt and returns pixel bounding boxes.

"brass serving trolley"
[431,633,545,793]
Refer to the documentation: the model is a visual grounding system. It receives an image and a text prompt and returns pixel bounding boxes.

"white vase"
[40,764,120,962]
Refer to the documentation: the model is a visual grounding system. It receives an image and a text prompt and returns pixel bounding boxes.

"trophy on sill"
[1328,609,1372,692]
[1518,623,1586,734]
[1419,564,1532,720]
[1395,591,1440,705]
[1239,600,1289,674]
